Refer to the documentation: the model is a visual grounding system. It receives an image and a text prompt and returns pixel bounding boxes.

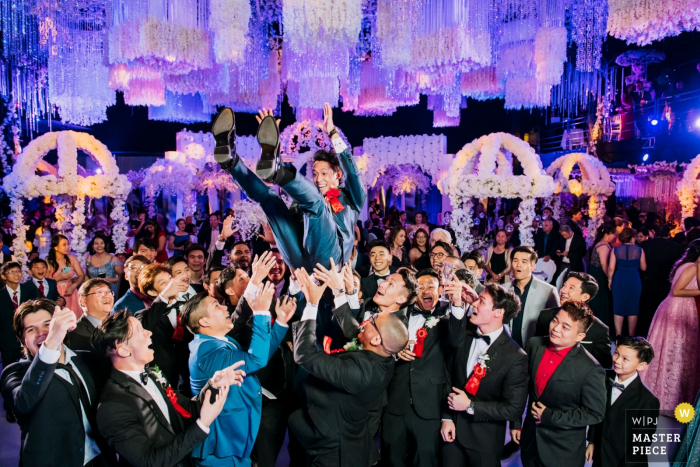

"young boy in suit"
[586,337,660,467]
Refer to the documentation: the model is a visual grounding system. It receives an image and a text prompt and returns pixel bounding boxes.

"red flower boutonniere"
[464,354,491,396]
[413,316,439,357]
[152,366,191,418]
[324,188,345,214]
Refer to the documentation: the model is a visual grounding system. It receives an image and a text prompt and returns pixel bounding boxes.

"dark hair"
[0,261,22,277]
[445,255,466,269]
[175,218,186,228]
[204,266,225,286]
[231,240,249,250]
[618,228,637,244]
[185,243,207,258]
[455,268,479,289]
[484,283,521,323]
[91,309,132,357]
[138,263,171,296]
[431,240,454,257]
[564,271,599,301]
[415,268,440,281]
[559,301,594,333]
[615,336,655,364]
[411,228,429,250]
[313,150,341,173]
[47,234,70,272]
[368,239,391,255]
[462,250,486,269]
[124,254,150,269]
[14,299,58,355]
[569,207,582,217]
[493,229,509,247]
[510,245,538,263]
[78,278,112,297]
[396,268,419,305]
[671,239,700,279]
[637,227,649,238]
[180,292,210,334]
[88,232,114,255]
[592,223,615,247]
[164,256,188,269]
[217,264,241,298]
[142,220,162,239]
[28,257,48,268]
[655,224,672,238]
[133,237,157,253]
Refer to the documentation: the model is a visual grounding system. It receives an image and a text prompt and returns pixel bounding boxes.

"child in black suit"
[587,336,660,467]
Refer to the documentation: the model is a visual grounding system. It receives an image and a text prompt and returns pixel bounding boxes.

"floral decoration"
[534,27,568,85]
[608,0,700,46]
[210,0,251,65]
[374,164,432,195]
[677,154,700,221]
[232,199,267,242]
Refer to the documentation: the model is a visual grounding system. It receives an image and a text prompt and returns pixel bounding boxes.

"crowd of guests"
[1,191,699,466]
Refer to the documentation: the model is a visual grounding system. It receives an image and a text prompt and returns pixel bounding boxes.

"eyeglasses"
[127,264,145,271]
[360,313,384,345]
[4,270,22,275]
[85,290,115,298]
[429,252,447,260]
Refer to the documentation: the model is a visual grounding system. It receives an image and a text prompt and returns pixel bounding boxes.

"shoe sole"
[212,108,234,155]
[256,116,280,182]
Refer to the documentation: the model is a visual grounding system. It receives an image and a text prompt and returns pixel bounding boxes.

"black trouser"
[442,441,501,467]
[382,407,440,467]
[1,348,23,411]
[252,389,304,467]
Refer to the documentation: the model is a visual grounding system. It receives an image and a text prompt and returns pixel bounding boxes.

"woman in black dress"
[409,228,431,270]
[389,226,409,268]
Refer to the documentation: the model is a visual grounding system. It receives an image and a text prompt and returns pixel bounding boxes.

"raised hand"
[220,215,236,240]
[44,306,78,350]
[161,278,181,302]
[295,267,328,305]
[250,281,275,312]
[320,102,335,135]
[199,385,230,427]
[259,222,275,244]
[212,361,246,387]
[460,282,479,305]
[313,258,344,291]
[443,279,464,307]
[255,108,280,128]
[275,296,297,325]
[342,263,355,294]
[250,251,277,287]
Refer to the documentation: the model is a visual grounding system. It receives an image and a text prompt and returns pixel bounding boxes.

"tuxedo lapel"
[605,377,613,411]
[540,344,581,400]
[154,381,185,434]
[116,372,176,436]
[70,354,97,403]
[53,372,83,416]
[610,375,641,409]
[530,341,547,402]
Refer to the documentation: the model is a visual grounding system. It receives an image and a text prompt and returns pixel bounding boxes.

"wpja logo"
[626,405,695,464]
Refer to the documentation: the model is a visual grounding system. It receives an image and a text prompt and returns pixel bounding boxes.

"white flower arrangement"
[443,133,554,251]
[9,198,29,275]
[608,0,700,46]
[0,98,20,176]
[374,165,432,195]
[677,154,700,221]
[209,0,250,65]
[232,199,267,242]
[358,134,446,188]
[546,152,615,197]
[194,163,239,194]
[283,0,363,54]
[534,27,568,86]
[71,196,88,266]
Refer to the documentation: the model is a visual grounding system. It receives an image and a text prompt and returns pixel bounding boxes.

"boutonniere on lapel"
[324,188,345,213]
[413,316,439,357]
[465,353,492,395]
[323,337,363,354]
[151,365,191,418]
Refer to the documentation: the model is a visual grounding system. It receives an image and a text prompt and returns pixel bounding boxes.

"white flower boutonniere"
[424,316,439,329]
[151,365,169,389]
[477,353,490,368]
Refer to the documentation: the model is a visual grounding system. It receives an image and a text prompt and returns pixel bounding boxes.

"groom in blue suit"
[182,283,296,466]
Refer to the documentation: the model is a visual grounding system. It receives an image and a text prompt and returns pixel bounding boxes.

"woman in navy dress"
[608,227,647,337]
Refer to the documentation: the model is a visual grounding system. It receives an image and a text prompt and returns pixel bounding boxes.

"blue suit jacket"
[188,314,287,460]
[112,289,147,316]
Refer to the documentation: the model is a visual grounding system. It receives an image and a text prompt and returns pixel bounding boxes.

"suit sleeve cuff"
[450,304,466,320]
[288,278,301,296]
[301,303,319,321]
[39,343,61,364]
[253,310,271,317]
[244,282,259,302]
[196,419,210,434]
[214,240,226,251]
[333,294,348,308]
[332,137,348,154]
[347,293,360,309]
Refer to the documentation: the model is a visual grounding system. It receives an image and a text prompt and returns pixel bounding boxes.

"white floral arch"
[677,154,700,221]
[546,152,615,246]
[2,131,131,269]
[443,132,555,252]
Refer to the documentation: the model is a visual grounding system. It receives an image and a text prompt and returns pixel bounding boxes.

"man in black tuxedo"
[25,258,60,300]
[1,299,114,466]
[94,310,243,467]
[533,219,560,266]
[441,283,529,466]
[382,269,466,467]
[565,208,584,237]
[69,279,114,351]
[517,301,606,467]
[586,337,660,467]
[534,272,612,368]
[554,225,587,278]
[289,267,409,467]
[197,212,221,251]
[638,225,684,337]
[361,240,397,300]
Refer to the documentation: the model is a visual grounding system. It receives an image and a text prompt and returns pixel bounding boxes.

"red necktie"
[12,291,18,309]
[38,281,45,298]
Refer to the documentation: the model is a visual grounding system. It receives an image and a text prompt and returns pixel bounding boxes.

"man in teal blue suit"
[182,282,297,466]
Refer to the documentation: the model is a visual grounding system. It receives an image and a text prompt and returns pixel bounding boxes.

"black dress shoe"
[501,440,520,460]
[6,410,16,423]
[255,115,281,183]
[212,107,238,168]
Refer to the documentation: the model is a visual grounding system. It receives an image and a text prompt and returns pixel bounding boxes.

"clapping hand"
[313,258,344,291]
[44,306,77,351]
[211,361,246,387]
[250,281,275,312]
[275,296,297,325]
[250,251,277,287]
[295,267,328,305]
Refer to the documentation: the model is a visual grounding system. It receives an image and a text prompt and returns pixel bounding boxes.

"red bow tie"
[324,188,345,214]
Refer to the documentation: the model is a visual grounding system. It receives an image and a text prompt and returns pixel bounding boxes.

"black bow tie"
[411,307,433,318]
[139,371,150,385]
[466,329,491,344]
[608,378,626,391]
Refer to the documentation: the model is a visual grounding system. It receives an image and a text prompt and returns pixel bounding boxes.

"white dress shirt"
[83,313,103,329]
[563,235,573,263]
[39,345,101,464]
[611,372,638,405]
[6,285,20,304]
[407,309,433,342]
[466,326,505,377]
[209,228,220,249]
[32,278,50,296]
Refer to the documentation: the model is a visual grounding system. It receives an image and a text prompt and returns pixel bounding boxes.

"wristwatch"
[467,400,475,415]
[328,128,339,138]
[332,288,345,296]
